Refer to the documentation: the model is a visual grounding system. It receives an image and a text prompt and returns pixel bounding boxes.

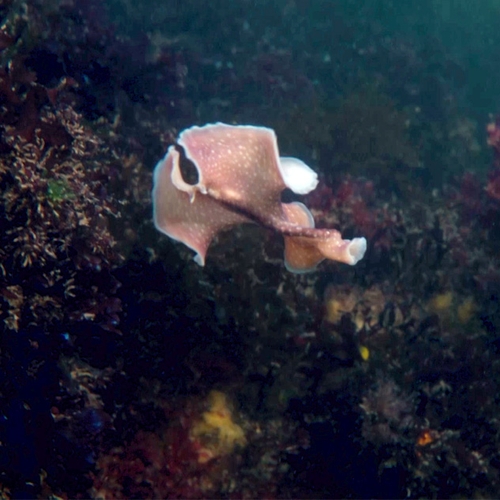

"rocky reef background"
[1,0,500,498]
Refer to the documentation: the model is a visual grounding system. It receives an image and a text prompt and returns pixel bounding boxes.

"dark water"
[1,1,500,498]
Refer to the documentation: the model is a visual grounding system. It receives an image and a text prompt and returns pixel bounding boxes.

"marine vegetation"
[1,1,500,499]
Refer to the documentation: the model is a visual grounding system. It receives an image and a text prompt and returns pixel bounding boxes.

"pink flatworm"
[152,123,366,273]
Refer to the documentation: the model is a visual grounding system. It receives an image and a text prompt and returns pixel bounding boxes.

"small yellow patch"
[427,292,453,313]
[457,297,476,324]
[359,345,370,361]
[190,390,246,463]
[427,291,477,326]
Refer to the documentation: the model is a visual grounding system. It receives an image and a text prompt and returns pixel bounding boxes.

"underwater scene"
[1,0,500,498]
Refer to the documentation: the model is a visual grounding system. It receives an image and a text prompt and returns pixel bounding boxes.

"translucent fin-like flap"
[279,157,319,195]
